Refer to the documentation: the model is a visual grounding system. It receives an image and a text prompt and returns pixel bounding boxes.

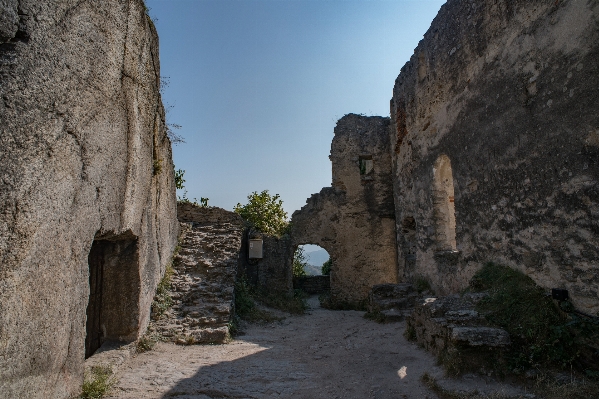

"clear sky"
[146,0,445,216]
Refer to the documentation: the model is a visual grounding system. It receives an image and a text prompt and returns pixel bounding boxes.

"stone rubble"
[368,283,421,322]
[406,293,510,357]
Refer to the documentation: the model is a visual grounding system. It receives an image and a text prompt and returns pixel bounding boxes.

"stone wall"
[239,231,294,296]
[0,1,179,398]
[390,0,599,313]
[293,275,331,294]
[291,114,398,304]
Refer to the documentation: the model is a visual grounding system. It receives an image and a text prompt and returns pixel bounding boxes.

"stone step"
[368,283,419,312]
[148,207,243,345]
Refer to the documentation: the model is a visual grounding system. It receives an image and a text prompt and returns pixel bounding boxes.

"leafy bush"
[321,258,331,275]
[174,168,185,190]
[471,262,599,374]
[292,247,308,278]
[234,190,288,236]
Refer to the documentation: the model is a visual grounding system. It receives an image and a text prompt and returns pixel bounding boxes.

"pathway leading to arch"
[106,298,525,399]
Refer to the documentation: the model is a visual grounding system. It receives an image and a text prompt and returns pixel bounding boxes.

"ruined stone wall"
[291,114,398,304]
[293,275,330,294]
[0,1,179,397]
[239,231,294,296]
[390,0,599,313]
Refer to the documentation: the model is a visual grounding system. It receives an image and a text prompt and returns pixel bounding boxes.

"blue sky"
[146,0,445,215]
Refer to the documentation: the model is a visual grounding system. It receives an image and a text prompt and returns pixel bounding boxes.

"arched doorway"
[432,155,457,252]
[295,244,331,276]
[292,244,332,295]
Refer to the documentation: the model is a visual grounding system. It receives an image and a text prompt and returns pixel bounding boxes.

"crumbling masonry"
[290,0,599,314]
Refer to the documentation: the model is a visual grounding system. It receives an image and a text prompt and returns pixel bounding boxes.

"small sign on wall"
[249,239,263,259]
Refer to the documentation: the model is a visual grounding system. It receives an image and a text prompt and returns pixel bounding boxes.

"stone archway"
[292,244,333,294]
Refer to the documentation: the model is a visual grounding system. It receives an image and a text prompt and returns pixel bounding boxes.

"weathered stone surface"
[239,230,294,295]
[407,294,510,360]
[390,0,599,314]
[291,114,398,304]
[150,204,244,345]
[293,275,330,294]
[451,327,511,347]
[0,1,178,398]
[368,283,419,321]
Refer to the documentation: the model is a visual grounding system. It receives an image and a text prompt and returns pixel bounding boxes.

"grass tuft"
[136,332,159,353]
[80,365,114,399]
[151,264,174,320]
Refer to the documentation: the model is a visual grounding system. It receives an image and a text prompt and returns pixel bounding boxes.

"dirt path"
[107,297,526,399]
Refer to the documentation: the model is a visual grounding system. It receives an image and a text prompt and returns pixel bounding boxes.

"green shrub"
[414,275,431,293]
[321,258,331,275]
[292,247,308,278]
[471,262,599,374]
[234,190,288,236]
[136,333,158,353]
[174,168,185,190]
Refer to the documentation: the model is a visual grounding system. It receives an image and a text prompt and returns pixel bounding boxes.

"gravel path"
[107,297,526,399]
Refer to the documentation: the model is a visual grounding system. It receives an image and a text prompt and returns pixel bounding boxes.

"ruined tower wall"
[390,0,599,313]
[291,114,398,304]
[0,1,179,397]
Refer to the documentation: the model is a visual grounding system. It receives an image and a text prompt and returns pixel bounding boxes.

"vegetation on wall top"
[234,190,288,236]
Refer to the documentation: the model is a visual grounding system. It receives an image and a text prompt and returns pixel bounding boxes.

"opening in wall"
[292,244,332,294]
[294,244,331,276]
[359,155,373,176]
[85,233,141,359]
[432,155,457,252]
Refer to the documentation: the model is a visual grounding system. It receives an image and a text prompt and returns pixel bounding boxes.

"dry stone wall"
[291,114,398,304]
[390,0,599,313]
[0,1,178,398]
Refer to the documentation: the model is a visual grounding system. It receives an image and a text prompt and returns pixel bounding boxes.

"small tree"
[293,247,308,278]
[321,258,331,275]
[234,190,288,236]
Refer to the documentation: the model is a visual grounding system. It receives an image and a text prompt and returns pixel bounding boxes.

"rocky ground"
[106,297,529,399]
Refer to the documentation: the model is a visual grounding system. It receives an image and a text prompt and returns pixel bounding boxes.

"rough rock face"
[390,0,599,313]
[0,1,178,398]
[150,204,244,344]
[291,114,398,304]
